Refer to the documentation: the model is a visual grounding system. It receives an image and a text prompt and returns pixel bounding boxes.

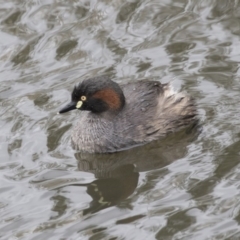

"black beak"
[59,101,76,114]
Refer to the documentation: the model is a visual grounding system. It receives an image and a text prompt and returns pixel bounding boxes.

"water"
[1,0,240,239]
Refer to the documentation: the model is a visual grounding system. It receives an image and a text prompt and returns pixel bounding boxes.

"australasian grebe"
[59,76,197,153]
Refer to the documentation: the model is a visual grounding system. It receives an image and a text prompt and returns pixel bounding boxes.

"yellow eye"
[81,96,87,101]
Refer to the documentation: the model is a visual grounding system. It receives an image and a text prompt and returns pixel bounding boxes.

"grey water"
[1,0,240,239]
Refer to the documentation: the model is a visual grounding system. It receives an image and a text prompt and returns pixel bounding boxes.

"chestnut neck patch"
[93,88,124,111]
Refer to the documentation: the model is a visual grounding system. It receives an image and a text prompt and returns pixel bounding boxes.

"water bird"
[59,76,197,153]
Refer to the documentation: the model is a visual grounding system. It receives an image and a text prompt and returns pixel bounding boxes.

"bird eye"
[81,96,87,101]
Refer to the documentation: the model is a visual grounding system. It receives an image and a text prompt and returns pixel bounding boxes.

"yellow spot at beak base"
[76,101,83,109]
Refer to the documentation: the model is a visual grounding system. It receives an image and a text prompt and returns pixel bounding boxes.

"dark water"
[1,0,240,239]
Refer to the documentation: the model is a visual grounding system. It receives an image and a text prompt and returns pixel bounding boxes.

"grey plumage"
[71,80,197,153]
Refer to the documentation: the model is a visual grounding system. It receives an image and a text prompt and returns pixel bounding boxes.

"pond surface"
[1,0,240,239]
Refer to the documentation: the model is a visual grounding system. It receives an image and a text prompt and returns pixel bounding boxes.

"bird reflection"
[70,164,139,215]
[70,124,198,215]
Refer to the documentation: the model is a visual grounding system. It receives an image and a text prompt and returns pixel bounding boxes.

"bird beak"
[58,101,77,114]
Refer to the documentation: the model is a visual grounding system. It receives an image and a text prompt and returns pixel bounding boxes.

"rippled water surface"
[1,0,240,239]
